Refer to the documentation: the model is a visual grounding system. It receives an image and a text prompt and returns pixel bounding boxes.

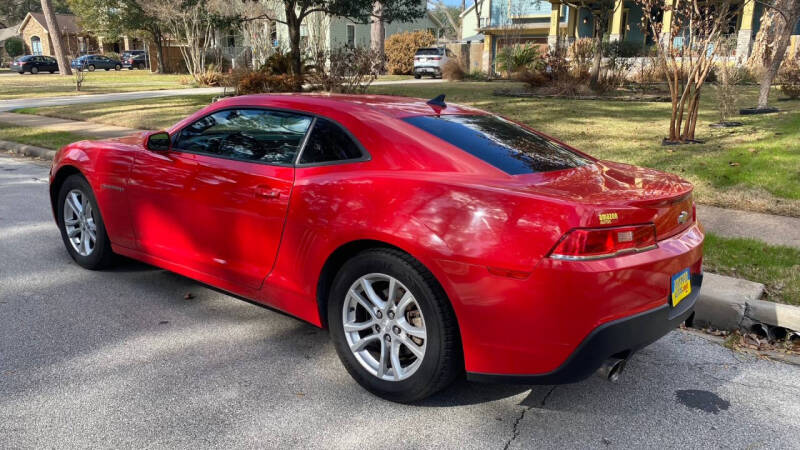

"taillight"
[692,201,697,223]
[549,224,657,260]
[431,56,442,60]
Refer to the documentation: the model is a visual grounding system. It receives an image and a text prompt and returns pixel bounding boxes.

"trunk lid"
[510,160,696,240]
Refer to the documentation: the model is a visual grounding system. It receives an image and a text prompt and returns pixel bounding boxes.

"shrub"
[442,58,465,80]
[497,44,545,77]
[602,40,642,58]
[385,30,436,75]
[236,71,303,94]
[714,62,742,122]
[462,69,489,81]
[103,51,121,62]
[196,65,225,87]
[517,68,549,88]
[4,37,24,58]
[778,59,800,99]
[307,46,380,93]
[261,48,296,75]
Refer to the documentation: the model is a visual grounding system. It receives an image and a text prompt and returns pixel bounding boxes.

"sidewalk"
[0,112,143,139]
[0,87,225,112]
[697,205,800,249]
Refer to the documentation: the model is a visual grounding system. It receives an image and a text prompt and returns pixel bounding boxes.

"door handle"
[255,185,281,199]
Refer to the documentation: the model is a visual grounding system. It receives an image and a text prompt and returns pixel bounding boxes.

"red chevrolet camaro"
[49,93,703,402]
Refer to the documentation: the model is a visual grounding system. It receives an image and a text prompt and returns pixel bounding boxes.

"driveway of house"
[1,154,798,448]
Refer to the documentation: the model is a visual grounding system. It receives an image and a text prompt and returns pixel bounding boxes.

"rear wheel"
[414,73,421,79]
[328,248,461,402]
[114,64,121,71]
[56,174,116,270]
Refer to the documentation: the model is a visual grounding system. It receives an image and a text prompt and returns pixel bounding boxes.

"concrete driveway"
[1,154,798,449]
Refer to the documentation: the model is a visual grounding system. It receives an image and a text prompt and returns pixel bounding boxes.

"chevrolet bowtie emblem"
[677,211,689,224]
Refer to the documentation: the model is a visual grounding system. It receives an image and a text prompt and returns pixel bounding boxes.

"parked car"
[122,53,148,70]
[49,94,704,402]
[71,54,122,72]
[413,47,453,79]
[10,55,58,74]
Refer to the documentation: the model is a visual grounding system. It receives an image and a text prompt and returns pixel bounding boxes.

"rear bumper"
[9,65,24,73]
[414,66,441,74]
[467,273,702,384]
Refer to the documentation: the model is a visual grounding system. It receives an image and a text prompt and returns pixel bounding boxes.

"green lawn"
[704,232,800,306]
[14,81,800,216]
[0,123,92,149]
[0,70,190,99]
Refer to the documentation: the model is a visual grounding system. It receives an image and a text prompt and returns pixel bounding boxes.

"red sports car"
[49,94,703,402]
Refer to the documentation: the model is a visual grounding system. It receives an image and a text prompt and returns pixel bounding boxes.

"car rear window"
[403,114,592,175]
[415,48,442,56]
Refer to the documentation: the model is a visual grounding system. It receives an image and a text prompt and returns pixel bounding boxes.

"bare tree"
[747,0,800,109]
[428,0,462,39]
[141,0,216,80]
[636,0,742,143]
[39,0,72,75]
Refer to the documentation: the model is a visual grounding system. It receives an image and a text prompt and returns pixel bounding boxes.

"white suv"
[413,47,454,79]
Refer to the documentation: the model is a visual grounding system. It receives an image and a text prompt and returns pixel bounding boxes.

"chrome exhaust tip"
[596,358,627,383]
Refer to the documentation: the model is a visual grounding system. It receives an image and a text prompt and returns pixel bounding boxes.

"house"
[469,0,800,73]
[265,2,445,56]
[16,12,146,58]
[0,23,21,63]
[17,13,97,57]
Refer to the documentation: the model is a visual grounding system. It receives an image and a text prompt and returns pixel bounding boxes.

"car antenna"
[426,94,446,116]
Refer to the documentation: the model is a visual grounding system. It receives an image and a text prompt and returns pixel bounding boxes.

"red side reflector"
[549,224,657,260]
[487,266,530,279]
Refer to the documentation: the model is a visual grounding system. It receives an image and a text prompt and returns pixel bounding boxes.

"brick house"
[17,12,101,58]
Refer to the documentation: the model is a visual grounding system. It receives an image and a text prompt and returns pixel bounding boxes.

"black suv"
[10,55,58,74]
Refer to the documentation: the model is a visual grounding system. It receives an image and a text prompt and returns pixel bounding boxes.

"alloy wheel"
[63,189,97,256]
[342,273,427,381]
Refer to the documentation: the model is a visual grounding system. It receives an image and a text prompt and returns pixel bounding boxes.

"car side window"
[175,108,313,165]
[298,117,363,164]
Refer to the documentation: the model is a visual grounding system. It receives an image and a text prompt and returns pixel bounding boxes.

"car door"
[44,57,57,72]
[135,108,313,289]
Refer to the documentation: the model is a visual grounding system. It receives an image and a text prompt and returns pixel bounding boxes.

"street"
[1,153,798,449]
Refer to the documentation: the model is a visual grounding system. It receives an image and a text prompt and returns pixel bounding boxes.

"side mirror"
[145,131,171,151]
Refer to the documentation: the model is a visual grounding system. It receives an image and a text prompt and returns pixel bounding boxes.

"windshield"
[415,48,442,56]
[403,114,592,175]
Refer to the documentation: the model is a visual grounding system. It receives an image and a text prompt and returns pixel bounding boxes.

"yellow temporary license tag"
[671,268,691,307]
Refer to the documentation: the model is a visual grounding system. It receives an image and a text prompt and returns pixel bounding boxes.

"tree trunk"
[589,25,603,90]
[748,0,800,109]
[370,1,385,73]
[40,0,72,75]
[285,7,302,76]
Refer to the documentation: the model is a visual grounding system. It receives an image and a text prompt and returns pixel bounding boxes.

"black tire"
[104,68,110,71]
[31,66,39,74]
[114,64,121,71]
[414,73,421,79]
[56,174,116,270]
[328,248,461,403]
[49,70,55,73]
[88,65,95,72]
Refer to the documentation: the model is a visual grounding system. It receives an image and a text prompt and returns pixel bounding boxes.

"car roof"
[211,93,484,119]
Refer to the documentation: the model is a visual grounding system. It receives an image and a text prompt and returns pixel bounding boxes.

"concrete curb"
[695,272,800,333]
[0,139,56,160]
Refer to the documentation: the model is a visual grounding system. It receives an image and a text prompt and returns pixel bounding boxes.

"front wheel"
[88,65,95,72]
[30,66,39,74]
[414,73,421,79]
[114,64,121,71]
[56,174,116,269]
[328,248,461,402]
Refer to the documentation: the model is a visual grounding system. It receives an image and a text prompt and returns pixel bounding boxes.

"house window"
[346,24,355,47]
[479,18,488,28]
[31,36,42,55]
[269,20,278,47]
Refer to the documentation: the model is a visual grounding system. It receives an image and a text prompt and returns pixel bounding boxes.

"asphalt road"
[1,154,798,449]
